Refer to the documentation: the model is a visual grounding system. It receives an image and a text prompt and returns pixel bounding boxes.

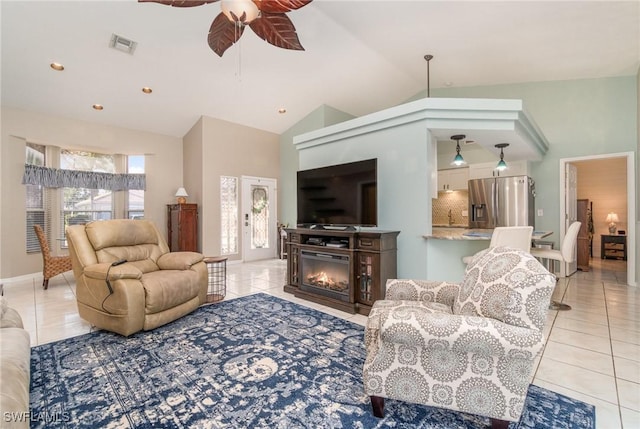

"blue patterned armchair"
[363,246,556,429]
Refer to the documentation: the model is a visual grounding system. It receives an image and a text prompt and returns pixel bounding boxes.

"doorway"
[559,152,636,286]
[241,176,277,262]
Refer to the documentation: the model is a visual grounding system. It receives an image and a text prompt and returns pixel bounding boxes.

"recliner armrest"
[83,263,143,281]
[157,252,204,270]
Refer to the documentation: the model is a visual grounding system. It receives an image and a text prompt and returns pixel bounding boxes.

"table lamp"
[175,187,188,204]
[605,212,619,234]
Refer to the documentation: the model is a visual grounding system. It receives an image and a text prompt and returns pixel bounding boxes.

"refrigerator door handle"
[491,181,501,228]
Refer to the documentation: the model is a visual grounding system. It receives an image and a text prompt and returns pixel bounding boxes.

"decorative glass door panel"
[250,185,269,249]
[241,177,277,261]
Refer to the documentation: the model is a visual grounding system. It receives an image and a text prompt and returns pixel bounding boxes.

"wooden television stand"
[283,227,399,316]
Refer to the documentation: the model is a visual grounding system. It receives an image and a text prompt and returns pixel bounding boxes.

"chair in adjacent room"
[529,221,582,310]
[33,224,73,290]
[461,226,533,264]
[363,246,556,429]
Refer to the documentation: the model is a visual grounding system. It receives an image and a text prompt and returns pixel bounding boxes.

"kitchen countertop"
[425,227,552,241]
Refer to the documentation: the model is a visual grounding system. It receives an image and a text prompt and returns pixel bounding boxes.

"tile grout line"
[604,279,626,428]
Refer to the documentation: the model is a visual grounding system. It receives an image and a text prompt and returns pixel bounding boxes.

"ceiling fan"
[139,0,313,57]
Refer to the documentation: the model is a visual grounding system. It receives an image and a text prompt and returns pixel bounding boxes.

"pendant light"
[424,54,433,97]
[495,143,509,171]
[450,134,466,166]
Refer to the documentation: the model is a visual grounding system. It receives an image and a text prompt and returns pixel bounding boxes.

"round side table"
[203,256,227,303]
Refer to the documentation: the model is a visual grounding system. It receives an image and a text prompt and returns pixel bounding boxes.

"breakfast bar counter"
[425,227,552,241]
[425,228,493,240]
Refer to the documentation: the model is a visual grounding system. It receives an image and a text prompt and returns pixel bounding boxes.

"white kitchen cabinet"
[468,160,529,179]
[437,168,469,191]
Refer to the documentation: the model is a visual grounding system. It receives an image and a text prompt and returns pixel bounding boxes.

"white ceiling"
[2,0,639,139]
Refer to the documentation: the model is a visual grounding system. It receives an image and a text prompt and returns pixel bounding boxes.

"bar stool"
[462,226,533,265]
[530,221,582,311]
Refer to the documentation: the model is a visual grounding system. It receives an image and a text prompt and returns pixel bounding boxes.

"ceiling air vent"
[109,34,137,55]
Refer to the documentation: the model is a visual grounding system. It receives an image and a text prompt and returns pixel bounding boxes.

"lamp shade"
[451,153,465,166]
[605,212,619,223]
[175,187,188,198]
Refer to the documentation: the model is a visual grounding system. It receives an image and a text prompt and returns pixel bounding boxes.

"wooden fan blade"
[208,12,244,57]
[252,0,312,13]
[138,0,220,7]
[249,12,304,51]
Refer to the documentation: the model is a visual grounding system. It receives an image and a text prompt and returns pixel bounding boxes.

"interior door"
[563,163,578,276]
[241,176,277,261]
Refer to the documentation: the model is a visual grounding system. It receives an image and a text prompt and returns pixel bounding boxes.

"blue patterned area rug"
[30,293,595,428]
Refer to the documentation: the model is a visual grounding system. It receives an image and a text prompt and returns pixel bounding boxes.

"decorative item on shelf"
[175,187,188,204]
[606,212,619,234]
[139,0,313,57]
[495,143,509,171]
[450,134,466,166]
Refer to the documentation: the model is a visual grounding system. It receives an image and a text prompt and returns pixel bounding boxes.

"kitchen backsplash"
[433,190,469,226]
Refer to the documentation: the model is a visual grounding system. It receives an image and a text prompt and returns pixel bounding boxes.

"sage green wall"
[280,76,637,283]
[0,107,183,279]
[279,105,354,228]
[297,123,436,279]
[431,77,637,250]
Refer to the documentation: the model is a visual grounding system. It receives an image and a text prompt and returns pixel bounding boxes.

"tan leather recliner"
[66,219,207,336]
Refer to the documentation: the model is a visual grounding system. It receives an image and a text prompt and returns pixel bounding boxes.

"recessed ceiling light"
[92,104,104,111]
[50,62,64,71]
[278,108,287,114]
[142,87,153,94]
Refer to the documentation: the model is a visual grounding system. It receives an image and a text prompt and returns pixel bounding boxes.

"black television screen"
[297,159,377,227]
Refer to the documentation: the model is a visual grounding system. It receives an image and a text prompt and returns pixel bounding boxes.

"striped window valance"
[22,164,146,191]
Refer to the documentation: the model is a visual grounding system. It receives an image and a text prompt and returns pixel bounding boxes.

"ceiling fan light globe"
[221,0,260,24]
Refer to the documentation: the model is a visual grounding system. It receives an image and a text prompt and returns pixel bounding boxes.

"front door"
[241,176,277,261]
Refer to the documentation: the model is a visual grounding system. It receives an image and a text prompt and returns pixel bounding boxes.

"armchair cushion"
[454,247,556,330]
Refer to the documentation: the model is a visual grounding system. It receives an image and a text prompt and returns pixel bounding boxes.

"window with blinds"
[26,143,46,253]
[60,150,115,232]
[127,155,145,219]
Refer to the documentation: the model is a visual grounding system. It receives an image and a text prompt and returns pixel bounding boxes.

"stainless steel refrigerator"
[468,176,535,228]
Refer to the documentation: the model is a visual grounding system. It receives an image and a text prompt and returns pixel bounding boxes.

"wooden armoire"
[167,203,198,252]
[576,199,591,271]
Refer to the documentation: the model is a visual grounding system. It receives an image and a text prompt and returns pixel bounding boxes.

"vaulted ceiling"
[2,1,639,138]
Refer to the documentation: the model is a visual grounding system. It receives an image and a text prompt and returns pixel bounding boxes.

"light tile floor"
[2,257,638,428]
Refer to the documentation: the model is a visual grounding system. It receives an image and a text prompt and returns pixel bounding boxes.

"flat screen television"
[297,158,377,227]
